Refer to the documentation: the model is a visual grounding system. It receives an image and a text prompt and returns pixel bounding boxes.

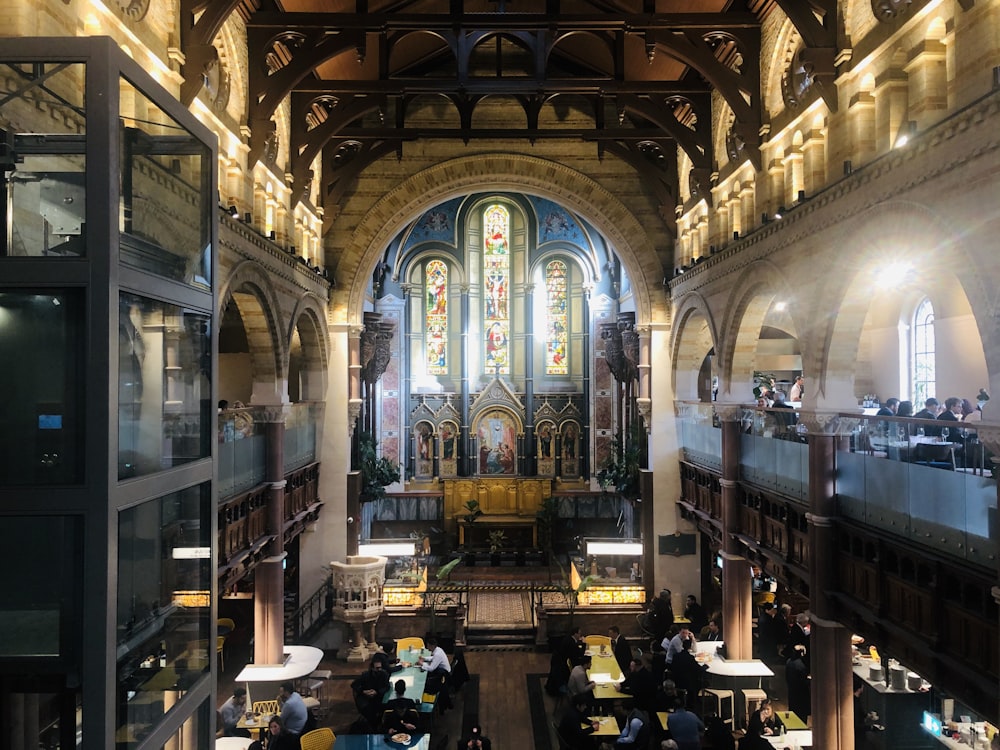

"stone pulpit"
[330,555,387,662]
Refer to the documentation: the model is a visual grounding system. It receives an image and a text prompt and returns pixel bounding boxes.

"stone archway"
[339,153,664,327]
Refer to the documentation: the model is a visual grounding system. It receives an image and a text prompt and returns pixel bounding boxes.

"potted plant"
[488,529,507,565]
[357,431,400,503]
[753,370,776,401]
[597,427,642,501]
[424,556,463,650]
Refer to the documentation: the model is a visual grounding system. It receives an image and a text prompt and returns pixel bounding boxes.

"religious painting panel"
[483,204,510,374]
[560,421,581,479]
[545,260,568,375]
[425,260,448,375]
[439,419,459,478]
[414,420,434,479]
[536,420,556,476]
[475,408,519,475]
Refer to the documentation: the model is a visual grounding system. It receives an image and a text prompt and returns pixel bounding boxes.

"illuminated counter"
[383,566,427,607]
[570,557,646,606]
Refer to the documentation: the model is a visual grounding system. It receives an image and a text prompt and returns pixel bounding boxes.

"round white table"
[216,738,253,750]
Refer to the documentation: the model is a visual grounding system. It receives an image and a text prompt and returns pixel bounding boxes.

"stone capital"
[258,404,291,424]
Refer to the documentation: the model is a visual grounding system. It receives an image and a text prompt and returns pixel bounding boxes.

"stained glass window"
[484,205,510,374]
[425,260,448,374]
[545,260,568,374]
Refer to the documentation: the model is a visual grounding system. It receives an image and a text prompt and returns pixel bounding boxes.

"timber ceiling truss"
[179,1,836,228]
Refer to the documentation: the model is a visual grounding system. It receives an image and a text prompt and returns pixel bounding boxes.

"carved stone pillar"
[800,410,862,748]
[330,556,387,662]
[255,404,289,666]
[718,405,752,659]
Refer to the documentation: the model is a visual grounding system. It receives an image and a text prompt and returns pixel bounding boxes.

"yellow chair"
[252,700,280,717]
[216,635,226,671]
[396,636,425,653]
[299,727,336,750]
[217,617,236,634]
[583,635,611,649]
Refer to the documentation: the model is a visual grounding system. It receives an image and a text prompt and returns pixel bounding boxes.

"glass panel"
[0,516,81,658]
[0,290,84,484]
[119,77,211,289]
[1,62,87,258]
[118,293,212,480]
[116,484,211,748]
[217,407,265,497]
[284,402,316,472]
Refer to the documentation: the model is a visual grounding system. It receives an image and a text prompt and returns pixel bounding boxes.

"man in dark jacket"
[609,625,633,674]
[351,656,390,727]
[616,657,657,712]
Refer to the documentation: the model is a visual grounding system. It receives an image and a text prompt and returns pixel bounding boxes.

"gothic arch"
[717,259,799,402]
[671,291,719,401]
[219,259,287,401]
[288,294,330,402]
[340,153,661,326]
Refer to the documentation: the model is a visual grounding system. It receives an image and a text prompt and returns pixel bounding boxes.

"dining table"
[764,729,812,748]
[585,652,623,701]
[777,710,808,730]
[588,715,621,736]
[215,738,254,750]
[385,649,430,704]
[333,733,432,749]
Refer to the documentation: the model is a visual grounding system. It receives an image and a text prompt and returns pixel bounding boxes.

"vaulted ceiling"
[180,0,836,221]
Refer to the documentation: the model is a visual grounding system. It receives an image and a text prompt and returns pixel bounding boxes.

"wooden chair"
[252,700,280,718]
[299,727,335,750]
[396,636,425,653]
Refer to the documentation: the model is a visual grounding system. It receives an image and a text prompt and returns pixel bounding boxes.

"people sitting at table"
[702,617,723,642]
[663,698,704,750]
[938,396,963,423]
[683,595,708,634]
[669,639,707,709]
[616,657,657,712]
[277,681,310,737]
[371,648,404,674]
[896,400,914,417]
[876,397,899,417]
[264,715,299,750]
[352,655,391,727]
[767,391,797,434]
[557,694,600,749]
[381,678,419,735]
[568,654,597,708]
[614,707,650,747]
[740,699,785,749]
[913,397,942,436]
[661,626,696,668]
[962,398,982,422]
[785,646,811,723]
[219,686,251,737]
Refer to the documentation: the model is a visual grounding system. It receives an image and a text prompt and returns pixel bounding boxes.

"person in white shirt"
[418,637,452,677]
[661,627,696,665]
[789,375,805,403]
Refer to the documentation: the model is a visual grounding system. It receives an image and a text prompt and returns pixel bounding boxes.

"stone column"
[718,405,752,659]
[801,411,861,749]
[255,405,288,666]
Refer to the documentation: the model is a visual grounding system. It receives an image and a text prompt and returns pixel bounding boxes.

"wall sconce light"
[268,230,276,241]
[843,160,852,176]
[774,207,785,220]
[228,205,239,218]
[797,190,806,203]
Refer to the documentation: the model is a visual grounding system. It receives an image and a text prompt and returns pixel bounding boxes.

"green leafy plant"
[752,371,776,400]
[462,498,483,525]
[555,557,598,629]
[597,427,642,500]
[425,556,463,637]
[488,529,507,553]
[358,431,400,503]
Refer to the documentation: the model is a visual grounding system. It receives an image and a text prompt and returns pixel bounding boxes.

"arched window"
[545,260,568,374]
[425,260,448,374]
[912,297,935,404]
[483,204,510,374]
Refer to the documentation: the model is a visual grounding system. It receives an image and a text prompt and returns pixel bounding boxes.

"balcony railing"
[218,407,266,498]
[675,402,997,565]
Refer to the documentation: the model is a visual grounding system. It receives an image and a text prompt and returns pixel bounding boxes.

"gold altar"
[443,478,552,547]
